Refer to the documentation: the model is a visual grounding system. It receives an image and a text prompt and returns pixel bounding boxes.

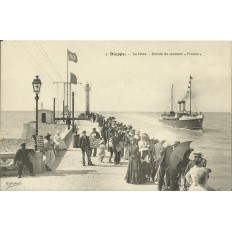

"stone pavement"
[0,121,158,191]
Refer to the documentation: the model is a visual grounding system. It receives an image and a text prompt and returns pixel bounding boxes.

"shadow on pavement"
[41,169,98,177]
[96,164,127,168]
[141,181,156,186]
[2,169,98,179]
[125,181,156,186]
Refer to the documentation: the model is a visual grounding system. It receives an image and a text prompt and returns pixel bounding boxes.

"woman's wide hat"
[44,133,52,139]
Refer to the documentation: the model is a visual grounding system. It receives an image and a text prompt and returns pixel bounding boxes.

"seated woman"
[54,131,67,154]
[125,138,146,184]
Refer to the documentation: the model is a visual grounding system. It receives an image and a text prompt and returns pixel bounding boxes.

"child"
[108,137,114,162]
[98,141,106,162]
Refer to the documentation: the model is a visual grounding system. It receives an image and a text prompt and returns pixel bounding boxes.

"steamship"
[159,76,204,130]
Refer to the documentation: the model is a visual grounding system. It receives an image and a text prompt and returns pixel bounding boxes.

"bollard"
[31,151,45,174]
[72,134,80,148]
[76,134,80,148]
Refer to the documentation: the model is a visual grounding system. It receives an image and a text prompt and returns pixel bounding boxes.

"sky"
[1,41,231,112]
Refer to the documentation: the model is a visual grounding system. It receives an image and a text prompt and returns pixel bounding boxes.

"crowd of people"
[87,112,215,191]
[13,112,215,191]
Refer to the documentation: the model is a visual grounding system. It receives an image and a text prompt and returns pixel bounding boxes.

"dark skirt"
[141,160,151,177]
[125,158,146,184]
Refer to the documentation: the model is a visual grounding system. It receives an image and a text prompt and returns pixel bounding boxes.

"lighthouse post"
[84,82,91,116]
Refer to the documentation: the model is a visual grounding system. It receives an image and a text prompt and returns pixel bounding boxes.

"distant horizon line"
[0,110,231,113]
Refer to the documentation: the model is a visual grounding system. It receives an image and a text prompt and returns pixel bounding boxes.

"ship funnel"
[178,101,186,112]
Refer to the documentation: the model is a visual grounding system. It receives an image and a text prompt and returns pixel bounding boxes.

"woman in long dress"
[123,130,130,160]
[125,138,146,184]
[138,134,151,179]
[54,131,67,154]
[44,133,56,171]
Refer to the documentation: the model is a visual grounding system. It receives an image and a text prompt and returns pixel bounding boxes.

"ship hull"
[159,118,203,130]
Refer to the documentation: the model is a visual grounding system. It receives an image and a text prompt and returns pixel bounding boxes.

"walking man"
[14,142,35,178]
[66,115,71,130]
[79,131,95,166]
[113,130,122,165]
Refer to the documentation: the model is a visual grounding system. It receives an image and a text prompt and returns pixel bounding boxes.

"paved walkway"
[0,121,157,191]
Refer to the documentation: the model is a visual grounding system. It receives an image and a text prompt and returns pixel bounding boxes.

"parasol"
[169,141,193,169]
[99,139,105,145]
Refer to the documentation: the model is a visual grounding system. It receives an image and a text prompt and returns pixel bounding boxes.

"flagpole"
[63,83,65,108]
[69,80,72,112]
[0,40,2,125]
[67,49,69,113]
[190,76,192,115]
[70,74,71,113]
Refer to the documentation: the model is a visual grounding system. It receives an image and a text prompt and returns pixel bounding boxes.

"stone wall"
[0,128,73,176]
[22,123,68,139]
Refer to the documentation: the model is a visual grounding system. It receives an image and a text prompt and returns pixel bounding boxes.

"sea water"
[0,111,231,190]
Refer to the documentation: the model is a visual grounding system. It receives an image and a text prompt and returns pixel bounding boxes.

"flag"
[70,73,77,84]
[67,49,78,63]
[190,75,193,79]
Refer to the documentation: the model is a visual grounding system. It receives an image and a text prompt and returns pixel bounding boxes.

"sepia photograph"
[0,41,231,191]
[1,1,232,232]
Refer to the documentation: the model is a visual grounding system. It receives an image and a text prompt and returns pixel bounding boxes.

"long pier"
[0,120,157,191]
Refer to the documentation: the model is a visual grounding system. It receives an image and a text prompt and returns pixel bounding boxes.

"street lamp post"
[32,75,42,151]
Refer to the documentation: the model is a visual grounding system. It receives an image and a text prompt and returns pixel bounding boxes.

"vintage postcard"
[0,41,231,191]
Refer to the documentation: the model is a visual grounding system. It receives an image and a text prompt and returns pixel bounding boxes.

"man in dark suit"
[79,131,95,166]
[101,124,108,145]
[112,130,123,165]
[14,142,35,178]
[66,115,71,130]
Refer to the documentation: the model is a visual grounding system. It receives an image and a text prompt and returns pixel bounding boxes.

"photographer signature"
[5,181,22,189]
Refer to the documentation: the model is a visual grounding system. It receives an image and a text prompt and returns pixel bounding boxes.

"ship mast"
[171,84,174,112]
[189,76,193,114]
[0,40,2,125]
